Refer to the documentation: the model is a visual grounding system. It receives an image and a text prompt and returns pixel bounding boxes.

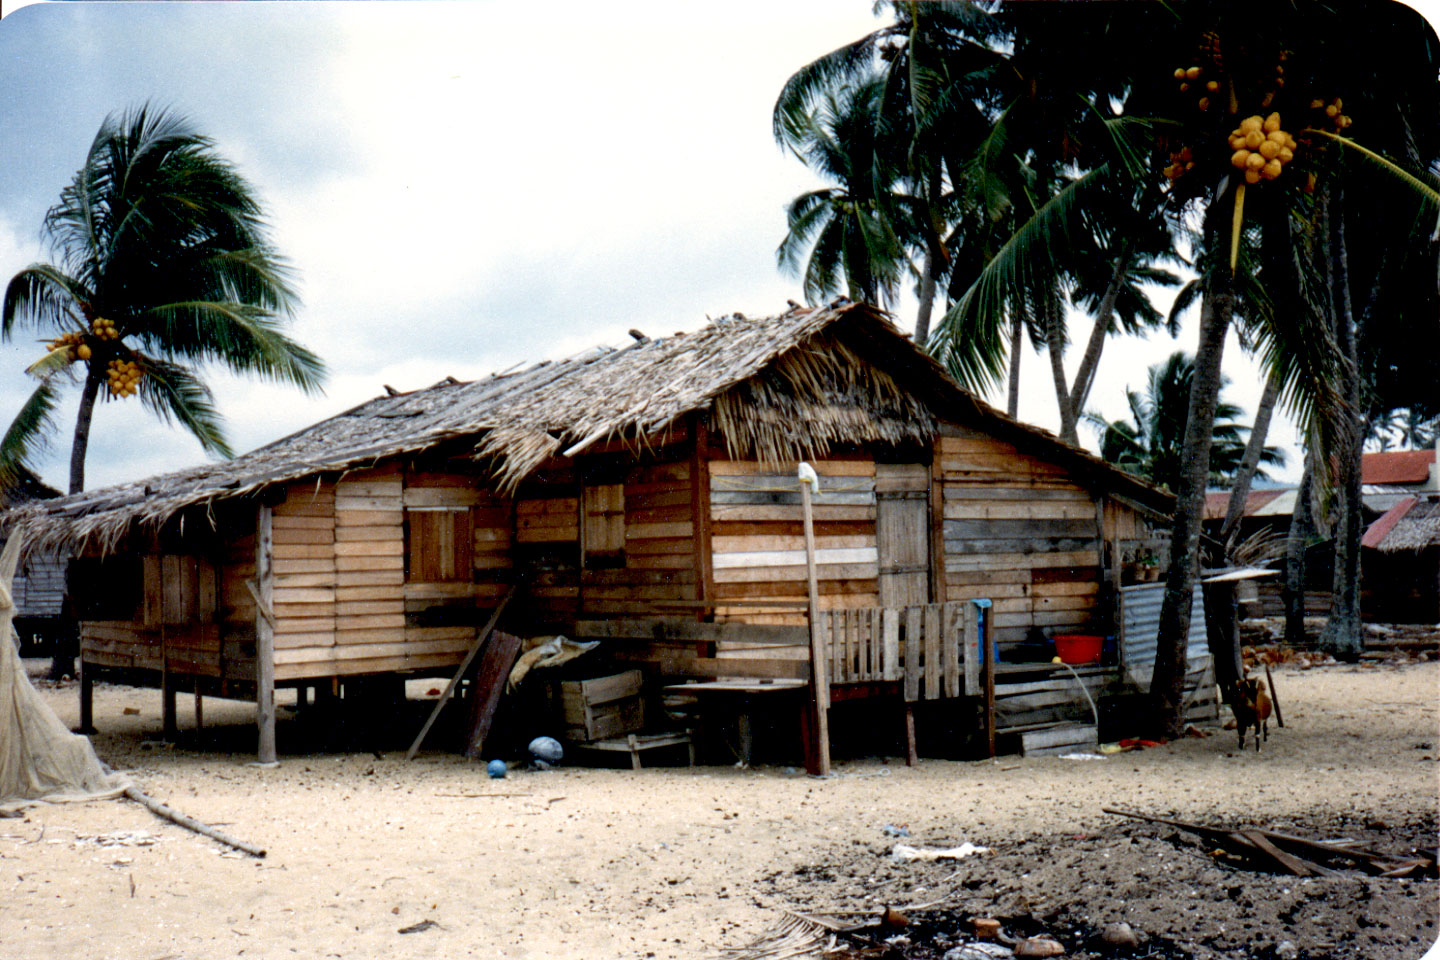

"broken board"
[462,630,523,759]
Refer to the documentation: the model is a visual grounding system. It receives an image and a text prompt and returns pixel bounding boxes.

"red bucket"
[1053,634,1103,665]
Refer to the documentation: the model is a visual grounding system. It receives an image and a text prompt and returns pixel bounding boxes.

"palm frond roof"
[3,300,1172,553]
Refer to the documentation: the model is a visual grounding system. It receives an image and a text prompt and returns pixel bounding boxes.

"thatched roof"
[1364,496,1440,553]
[3,300,1171,554]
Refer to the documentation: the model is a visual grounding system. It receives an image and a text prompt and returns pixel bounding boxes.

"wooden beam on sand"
[405,588,514,760]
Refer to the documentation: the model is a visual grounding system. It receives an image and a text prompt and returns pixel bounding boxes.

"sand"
[3,659,1436,959]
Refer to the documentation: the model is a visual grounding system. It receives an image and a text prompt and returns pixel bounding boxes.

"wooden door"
[875,464,931,607]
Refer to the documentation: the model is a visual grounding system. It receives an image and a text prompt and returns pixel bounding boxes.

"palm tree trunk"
[1219,369,1282,553]
[914,247,938,347]
[913,166,946,348]
[1006,315,1023,418]
[1068,243,1134,417]
[1321,182,1365,660]
[1283,464,1315,645]
[1149,199,1234,738]
[1044,292,1077,443]
[68,367,102,495]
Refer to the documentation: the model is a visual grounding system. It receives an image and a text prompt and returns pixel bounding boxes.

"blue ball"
[528,736,564,764]
[486,758,507,779]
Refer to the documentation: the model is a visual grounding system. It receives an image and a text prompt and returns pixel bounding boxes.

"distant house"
[1,468,67,652]
[2,301,1177,764]
[1362,494,1440,624]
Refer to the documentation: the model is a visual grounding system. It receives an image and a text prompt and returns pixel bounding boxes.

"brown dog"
[1231,674,1272,752]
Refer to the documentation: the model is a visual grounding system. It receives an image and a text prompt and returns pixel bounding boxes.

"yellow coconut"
[1174,68,1187,80]
[1246,152,1266,171]
[1325,104,1338,117]
[1197,97,1210,111]
[1245,168,1261,184]
[1239,116,1263,133]
[1206,80,1219,92]
[1262,159,1283,180]
[1258,140,1281,160]
[1186,66,1202,79]
[1267,129,1287,144]
[1263,112,1282,133]
[1244,130,1265,150]
[1231,149,1251,169]
[1278,146,1294,163]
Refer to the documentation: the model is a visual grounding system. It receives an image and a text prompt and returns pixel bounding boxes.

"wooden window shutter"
[581,483,625,568]
[407,508,474,582]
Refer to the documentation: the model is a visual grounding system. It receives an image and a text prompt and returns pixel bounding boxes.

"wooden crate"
[559,670,645,741]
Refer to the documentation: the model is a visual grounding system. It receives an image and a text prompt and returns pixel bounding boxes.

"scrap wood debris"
[1105,807,1438,879]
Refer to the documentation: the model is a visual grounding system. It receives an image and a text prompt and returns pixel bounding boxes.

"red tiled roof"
[1203,487,1286,520]
[1361,449,1435,486]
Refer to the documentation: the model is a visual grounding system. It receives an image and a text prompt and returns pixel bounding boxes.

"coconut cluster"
[1228,113,1297,185]
[107,359,143,398]
[1162,146,1196,182]
[1172,63,1215,111]
[1310,97,1352,130]
[46,330,90,362]
[91,317,120,341]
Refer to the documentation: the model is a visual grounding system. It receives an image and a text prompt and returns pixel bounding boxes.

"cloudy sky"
[3,1,1426,494]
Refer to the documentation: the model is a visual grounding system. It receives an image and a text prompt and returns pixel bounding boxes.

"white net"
[0,536,129,803]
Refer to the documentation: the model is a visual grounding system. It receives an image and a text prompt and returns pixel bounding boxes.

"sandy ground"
[2,659,1437,960]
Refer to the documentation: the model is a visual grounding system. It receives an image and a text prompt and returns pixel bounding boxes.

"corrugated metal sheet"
[1120,582,1208,692]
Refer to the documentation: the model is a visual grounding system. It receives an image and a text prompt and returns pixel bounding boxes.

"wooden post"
[799,465,830,776]
[975,598,995,759]
[689,414,714,617]
[255,503,277,765]
[78,657,94,734]
[194,689,204,731]
[903,703,917,767]
[161,670,178,741]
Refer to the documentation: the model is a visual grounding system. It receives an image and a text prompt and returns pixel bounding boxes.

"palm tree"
[773,1,1004,341]
[775,77,907,308]
[2,104,324,494]
[1085,351,1283,494]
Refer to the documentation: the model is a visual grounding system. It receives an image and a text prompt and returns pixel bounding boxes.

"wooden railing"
[813,600,980,701]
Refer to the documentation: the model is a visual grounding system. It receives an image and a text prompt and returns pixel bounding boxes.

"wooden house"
[1,468,68,654]
[2,301,1175,767]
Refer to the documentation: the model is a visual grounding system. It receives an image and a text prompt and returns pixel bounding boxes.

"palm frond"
[24,345,80,379]
[134,356,233,458]
[0,381,61,493]
[3,264,87,339]
[934,167,1106,392]
[137,301,325,394]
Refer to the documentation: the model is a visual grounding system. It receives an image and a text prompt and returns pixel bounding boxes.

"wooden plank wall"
[518,431,701,625]
[937,426,1106,656]
[270,465,515,681]
[709,457,880,627]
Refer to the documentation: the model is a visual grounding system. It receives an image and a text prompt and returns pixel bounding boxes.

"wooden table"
[663,679,807,766]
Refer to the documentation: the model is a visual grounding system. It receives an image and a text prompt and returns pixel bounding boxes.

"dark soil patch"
[760,816,1438,959]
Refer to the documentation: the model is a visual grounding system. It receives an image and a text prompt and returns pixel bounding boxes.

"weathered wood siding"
[12,550,65,619]
[937,426,1107,656]
[709,455,881,626]
[520,429,700,625]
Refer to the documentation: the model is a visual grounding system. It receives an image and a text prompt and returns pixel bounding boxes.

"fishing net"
[0,536,128,803]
